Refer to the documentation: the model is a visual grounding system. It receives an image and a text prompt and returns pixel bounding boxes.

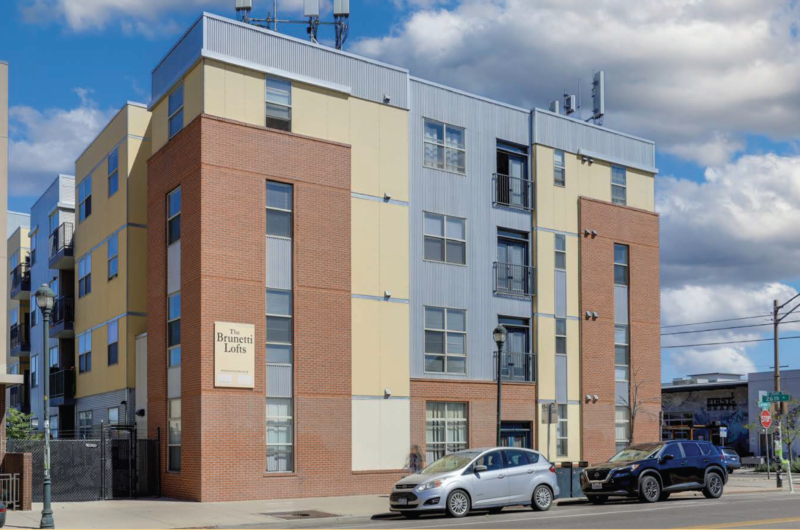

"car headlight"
[417,480,444,492]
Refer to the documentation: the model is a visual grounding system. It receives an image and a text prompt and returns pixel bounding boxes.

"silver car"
[390,447,560,518]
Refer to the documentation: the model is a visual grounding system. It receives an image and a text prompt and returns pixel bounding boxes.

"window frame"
[556,404,568,457]
[555,233,566,271]
[266,398,294,473]
[615,406,631,452]
[107,320,119,366]
[265,77,292,132]
[168,83,184,140]
[167,187,181,246]
[108,406,120,426]
[423,306,467,375]
[107,233,119,280]
[266,289,293,366]
[108,147,119,197]
[554,149,566,187]
[612,166,627,206]
[168,398,181,472]
[168,292,181,368]
[49,345,59,370]
[614,244,629,286]
[266,181,293,240]
[425,402,468,463]
[423,212,467,265]
[30,231,37,265]
[555,318,567,355]
[78,176,92,222]
[79,332,92,374]
[78,410,93,439]
[423,118,466,175]
[78,253,92,298]
[31,355,39,388]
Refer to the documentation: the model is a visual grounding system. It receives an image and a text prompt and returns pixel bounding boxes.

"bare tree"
[620,367,660,445]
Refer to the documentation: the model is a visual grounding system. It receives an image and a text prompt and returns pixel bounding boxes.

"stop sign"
[760,410,773,429]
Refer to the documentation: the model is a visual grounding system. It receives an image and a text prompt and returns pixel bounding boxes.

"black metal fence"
[494,173,533,211]
[494,262,535,297]
[494,351,536,382]
[49,222,74,259]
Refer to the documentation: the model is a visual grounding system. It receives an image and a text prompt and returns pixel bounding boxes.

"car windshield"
[608,444,663,462]
[420,452,480,475]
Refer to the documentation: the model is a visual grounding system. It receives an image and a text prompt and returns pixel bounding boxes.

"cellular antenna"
[591,70,605,123]
[235,0,351,49]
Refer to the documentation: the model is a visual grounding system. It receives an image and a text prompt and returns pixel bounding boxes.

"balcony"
[49,369,76,406]
[9,385,29,414]
[10,263,30,300]
[494,351,536,383]
[493,173,534,211]
[50,297,75,338]
[494,262,535,297]
[49,223,75,270]
[9,323,30,357]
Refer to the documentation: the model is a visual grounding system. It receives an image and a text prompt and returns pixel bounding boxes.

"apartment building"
[7,212,31,414]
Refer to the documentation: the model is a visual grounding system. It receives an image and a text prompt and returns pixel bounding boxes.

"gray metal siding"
[151,17,204,107]
[409,79,534,381]
[555,270,567,318]
[615,285,629,324]
[556,355,568,403]
[266,236,292,290]
[76,388,134,426]
[266,365,292,398]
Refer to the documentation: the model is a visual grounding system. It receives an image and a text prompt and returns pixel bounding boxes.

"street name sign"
[763,392,790,403]
[760,410,773,429]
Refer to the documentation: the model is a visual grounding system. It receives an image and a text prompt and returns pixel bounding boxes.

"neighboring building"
[662,373,749,454]
[748,369,800,458]
[6,213,31,414]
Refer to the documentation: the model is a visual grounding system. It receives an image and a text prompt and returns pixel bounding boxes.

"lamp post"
[35,285,56,529]
[493,325,507,447]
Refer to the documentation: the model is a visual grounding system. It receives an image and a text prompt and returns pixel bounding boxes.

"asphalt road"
[226,492,800,530]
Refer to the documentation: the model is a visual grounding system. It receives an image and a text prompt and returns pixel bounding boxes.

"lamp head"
[493,325,507,345]
[35,284,56,312]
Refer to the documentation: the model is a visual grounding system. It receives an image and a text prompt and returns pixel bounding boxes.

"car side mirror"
[474,465,488,474]
[660,454,674,463]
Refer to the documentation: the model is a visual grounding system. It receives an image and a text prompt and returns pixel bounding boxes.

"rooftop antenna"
[563,93,577,116]
[235,0,350,50]
[588,70,605,125]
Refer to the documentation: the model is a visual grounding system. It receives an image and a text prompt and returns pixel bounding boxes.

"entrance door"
[501,422,532,448]
[497,230,529,294]
[497,143,529,209]
[498,316,533,381]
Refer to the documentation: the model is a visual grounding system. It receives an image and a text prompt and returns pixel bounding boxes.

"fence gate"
[104,424,161,499]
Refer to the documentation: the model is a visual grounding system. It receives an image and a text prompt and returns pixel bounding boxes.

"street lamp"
[493,325,507,447]
[35,284,55,529]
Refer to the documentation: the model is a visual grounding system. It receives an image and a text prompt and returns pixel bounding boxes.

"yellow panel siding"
[537,316,556,401]
[151,61,204,154]
[291,83,350,143]
[536,231,555,316]
[626,168,655,211]
[567,403,582,460]
[351,199,380,296]
[151,99,168,155]
[378,104,409,202]
[203,60,264,127]
[349,98,381,197]
[75,228,128,335]
[126,314,146,388]
[76,109,128,181]
[567,318,581,402]
[127,105,151,140]
[566,236,580,316]
[127,138,150,226]
[75,317,128,398]
[127,227,148,314]
[379,203,409,300]
[378,302,410,397]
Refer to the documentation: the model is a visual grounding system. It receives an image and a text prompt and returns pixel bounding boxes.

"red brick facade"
[147,115,404,501]
[579,197,661,465]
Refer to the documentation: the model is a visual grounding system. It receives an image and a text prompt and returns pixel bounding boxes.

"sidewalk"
[5,476,787,530]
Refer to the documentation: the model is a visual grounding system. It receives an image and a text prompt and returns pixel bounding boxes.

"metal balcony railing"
[10,263,30,294]
[52,296,75,328]
[494,351,536,382]
[49,222,74,259]
[494,262,535,297]
[49,369,75,400]
[493,173,533,211]
[9,323,30,353]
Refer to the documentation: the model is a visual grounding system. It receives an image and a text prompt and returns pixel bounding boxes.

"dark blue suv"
[581,441,728,504]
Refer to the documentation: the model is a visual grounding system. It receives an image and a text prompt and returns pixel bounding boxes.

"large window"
[31,355,38,388]
[49,345,59,370]
[168,292,181,367]
[266,182,293,239]
[612,166,627,206]
[267,398,293,472]
[78,176,92,222]
[554,149,566,187]
[30,304,37,328]
[168,83,184,140]
[426,402,468,463]
[555,318,567,355]
[78,253,92,297]
[30,232,37,265]
[168,399,181,472]
[614,244,629,286]
[267,290,293,364]
[78,411,93,439]
[108,407,120,425]
[424,307,466,375]
[616,407,630,452]
[555,234,566,271]
[108,147,119,197]
[557,404,568,457]
[423,212,466,265]
[423,119,466,174]
[108,320,119,366]
[167,187,181,246]
[266,77,292,132]
[51,416,59,439]
[79,332,92,373]
[108,234,119,280]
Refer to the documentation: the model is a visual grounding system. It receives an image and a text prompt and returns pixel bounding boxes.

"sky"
[2,0,799,383]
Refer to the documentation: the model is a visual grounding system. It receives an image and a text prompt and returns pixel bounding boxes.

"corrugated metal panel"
[60,176,76,207]
[151,17,204,107]
[556,355,568,403]
[167,241,181,294]
[409,79,534,381]
[267,364,293,397]
[555,270,567,318]
[6,212,30,238]
[615,285,629,324]
[168,366,181,399]
[534,109,655,171]
[266,236,292,290]
[76,388,133,425]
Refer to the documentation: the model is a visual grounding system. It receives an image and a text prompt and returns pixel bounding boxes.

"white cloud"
[8,89,116,197]
[669,347,756,378]
[352,0,800,164]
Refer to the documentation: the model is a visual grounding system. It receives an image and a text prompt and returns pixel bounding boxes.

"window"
[79,332,92,373]
[167,187,181,245]
[423,213,466,265]
[556,318,567,355]
[30,232,37,265]
[555,234,566,270]
[661,443,682,459]
[614,244,629,286]
[615,326,629,384]
[168,83,184,139]
[423,119,466,174]
[49,346,59,370]
[475,451,504,471]
[425,402,467,463]
[108,407,120,425]
[79,254,92,297]
[9,250,18,270]
[615,407,630,452]
[266,77,292,132]
[682,442,701,457]
[78,177,92,222]
[108,320,119,366]
[504,449,529,468]
[108,147,119,197]
[168,292,181,367]
[526,451,540,464]
[31,355,38,388]
[612,166,627,205]
[663,412,693,427]
[554,149,565,187]
[557,404,568,457]
[78,411,93,439]
[424,307,466,375]
[30,304,37,328]
[107,234,119,280]
[495,141,530,210]
[267,290,293,364]
[51,415,59,439]
[266,398,293,472]
[168,399,181,472]
[266,182,292,239]
[49,211,58,236]
[9,308,17,326]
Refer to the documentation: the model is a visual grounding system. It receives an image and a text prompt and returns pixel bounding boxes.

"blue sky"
[3,0,799,382]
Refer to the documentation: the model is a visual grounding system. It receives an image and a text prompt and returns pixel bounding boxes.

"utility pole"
[774,296,798,493]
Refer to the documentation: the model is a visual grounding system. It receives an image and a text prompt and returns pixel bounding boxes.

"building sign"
[214,322,255,389]
[707,394,737,411]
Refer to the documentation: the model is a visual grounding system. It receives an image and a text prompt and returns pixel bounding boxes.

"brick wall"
[579,197,661,464]
[148,115,405,502]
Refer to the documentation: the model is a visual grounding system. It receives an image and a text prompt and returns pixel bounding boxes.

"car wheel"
[638,475,661,503]
[446,489,471,518]
[487,507,504,514]
[587,495,608,505]
[659,492,671,502]
[703,472,724,499]
[532,485,553,511]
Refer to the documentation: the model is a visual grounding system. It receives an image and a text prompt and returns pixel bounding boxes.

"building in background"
[7,212,31,414]
[748,369,800,458]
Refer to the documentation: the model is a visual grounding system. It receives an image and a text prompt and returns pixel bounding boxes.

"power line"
[662,335,800,349]
[661,318,800,336]
[661,313,773,329]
